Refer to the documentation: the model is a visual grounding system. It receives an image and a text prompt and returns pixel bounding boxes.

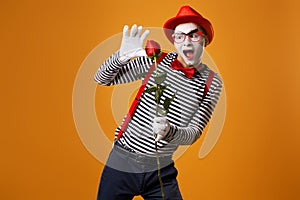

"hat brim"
[163,15,214,45]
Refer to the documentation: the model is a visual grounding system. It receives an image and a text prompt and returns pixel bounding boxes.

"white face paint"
[173,23,205,67]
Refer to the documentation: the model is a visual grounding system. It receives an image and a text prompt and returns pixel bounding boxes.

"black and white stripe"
[94,51,223,157]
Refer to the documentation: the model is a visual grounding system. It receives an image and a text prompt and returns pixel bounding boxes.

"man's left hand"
[153,116,170,142]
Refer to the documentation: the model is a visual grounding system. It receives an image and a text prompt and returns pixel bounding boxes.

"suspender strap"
[117,53,167,140]
[203,70,215,99]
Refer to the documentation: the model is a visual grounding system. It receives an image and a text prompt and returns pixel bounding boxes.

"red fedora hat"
[163,5,214,45]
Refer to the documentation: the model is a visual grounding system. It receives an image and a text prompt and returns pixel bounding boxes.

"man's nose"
[183,36,192,45]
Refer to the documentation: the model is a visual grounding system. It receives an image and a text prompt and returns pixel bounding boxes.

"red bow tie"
[170,59,195,79]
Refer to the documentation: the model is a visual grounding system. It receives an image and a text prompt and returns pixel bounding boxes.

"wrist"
[163,124,176,142]
[117,51,131,64]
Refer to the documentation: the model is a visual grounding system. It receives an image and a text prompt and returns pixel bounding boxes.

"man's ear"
[197,25,208,47]
[204,36,209,47]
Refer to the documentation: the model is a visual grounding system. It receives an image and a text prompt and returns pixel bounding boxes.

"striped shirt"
[94,51,222,157]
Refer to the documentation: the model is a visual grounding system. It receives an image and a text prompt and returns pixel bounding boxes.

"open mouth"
[183,49,194,60]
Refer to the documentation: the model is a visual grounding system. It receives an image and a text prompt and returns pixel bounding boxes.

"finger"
[153,122,166,131]
[130,24,138,37]
[153,116,167,123]
[123,25,129,37]
[140,29,150,42]
[155,134,164,142]
[153,126,162,134]
[153,126,160,134]
[153,117,163,123]
[136,26,143,37]
[164,123,169,131]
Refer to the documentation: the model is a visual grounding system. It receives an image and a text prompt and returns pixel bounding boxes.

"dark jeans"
[97,144,182,200]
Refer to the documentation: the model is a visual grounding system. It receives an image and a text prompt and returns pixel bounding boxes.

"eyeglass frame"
[172,31,206,44]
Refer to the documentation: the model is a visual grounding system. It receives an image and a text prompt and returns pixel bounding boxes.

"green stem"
[154,57,159,116]
[154,56,165,200]
[155,142,165,200]
[154,56,158,77]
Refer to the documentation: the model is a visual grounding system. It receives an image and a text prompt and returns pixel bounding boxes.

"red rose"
[145,40,161,59]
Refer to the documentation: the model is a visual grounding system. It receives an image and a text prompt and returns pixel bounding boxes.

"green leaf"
[135,72,149,79]
[155,89,164,104]
[144,85,157,93]
[157,85,167,91]
[154,72,167,84]
[163,93,176,113]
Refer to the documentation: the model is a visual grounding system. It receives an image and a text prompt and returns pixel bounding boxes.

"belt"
[113,141,173,166]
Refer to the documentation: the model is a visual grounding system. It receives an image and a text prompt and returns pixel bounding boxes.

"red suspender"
[203,70,215,99]
[117,53,167,140]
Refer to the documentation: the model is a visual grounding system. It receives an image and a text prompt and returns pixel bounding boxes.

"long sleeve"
[165,72,223,145]
[94,51,153,85]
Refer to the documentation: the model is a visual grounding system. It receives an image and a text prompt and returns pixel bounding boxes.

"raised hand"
[119,24,150,62]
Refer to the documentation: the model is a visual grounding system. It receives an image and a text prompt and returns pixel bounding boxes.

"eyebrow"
[174,28,199,35]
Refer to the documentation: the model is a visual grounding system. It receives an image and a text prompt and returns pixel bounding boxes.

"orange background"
[1,0,300,199]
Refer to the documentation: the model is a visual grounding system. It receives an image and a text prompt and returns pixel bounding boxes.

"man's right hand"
[119,24,150,63]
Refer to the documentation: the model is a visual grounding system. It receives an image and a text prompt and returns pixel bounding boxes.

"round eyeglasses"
[172,31,205,44]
